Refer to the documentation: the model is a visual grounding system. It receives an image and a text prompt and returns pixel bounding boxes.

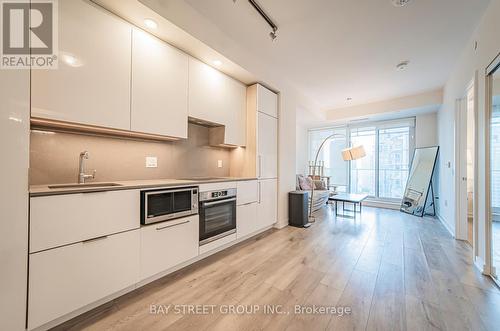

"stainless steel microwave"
[140,187,199,225]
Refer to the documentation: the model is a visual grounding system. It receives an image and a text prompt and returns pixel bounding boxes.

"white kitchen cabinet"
[140,215,199,280]
[31,0,132,130]
[188,57,247,146]
[131,29,188,138]
[30,190,140,253]
[236,180,258,205]
[224,76,247,146]
[257,84,278,118]
[257,179,278,227]
[28,230,140,330]
[188,57,226,123]
[237,202,258,239]
[257,112,278,179]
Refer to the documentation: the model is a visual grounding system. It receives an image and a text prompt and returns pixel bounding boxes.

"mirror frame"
[400,146,439,217]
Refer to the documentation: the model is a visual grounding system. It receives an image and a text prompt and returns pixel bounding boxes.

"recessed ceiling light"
[396,60,410,70]
[392,0,412,7]
[213,60,222,66]
[347,97,352,101]
[144,18,158,29]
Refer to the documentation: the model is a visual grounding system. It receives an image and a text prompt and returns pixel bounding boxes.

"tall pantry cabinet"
[247,84,278,228]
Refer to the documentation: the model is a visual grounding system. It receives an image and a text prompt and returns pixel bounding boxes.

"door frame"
[486,52,500,279]
[454,75,479,258]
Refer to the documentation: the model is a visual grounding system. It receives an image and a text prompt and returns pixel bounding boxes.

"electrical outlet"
[146,156,157,168]
[217,160,223,168]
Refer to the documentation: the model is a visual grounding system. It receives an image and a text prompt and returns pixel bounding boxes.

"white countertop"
[30,177,257,197]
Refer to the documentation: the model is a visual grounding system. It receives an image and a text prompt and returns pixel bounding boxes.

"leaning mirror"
[400,146,439,216]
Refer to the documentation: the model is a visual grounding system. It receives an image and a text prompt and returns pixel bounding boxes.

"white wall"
[295,124,308,175]
[0,70,30,329]
[415,112,438,147]
[276,90,297,228]
[436,0,500,268]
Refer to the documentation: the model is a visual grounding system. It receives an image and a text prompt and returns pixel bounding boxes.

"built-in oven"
[141,187,198,225]
[199,188,237,246]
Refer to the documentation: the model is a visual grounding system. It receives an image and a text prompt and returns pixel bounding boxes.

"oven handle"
[201,197,237,207]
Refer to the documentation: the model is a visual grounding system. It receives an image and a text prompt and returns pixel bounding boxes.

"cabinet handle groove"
[156,220,189,231]
[82,235,108,244]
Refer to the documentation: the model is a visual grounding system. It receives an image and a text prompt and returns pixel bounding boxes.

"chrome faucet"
[78,151,96,184]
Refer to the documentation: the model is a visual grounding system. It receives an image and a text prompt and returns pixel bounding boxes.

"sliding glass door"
[350,127,376,196]
[308,118,415,201]
[489,58,500,280]
[378,127,411,199]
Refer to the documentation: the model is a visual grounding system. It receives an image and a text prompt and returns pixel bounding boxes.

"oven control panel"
[200,188,237,202]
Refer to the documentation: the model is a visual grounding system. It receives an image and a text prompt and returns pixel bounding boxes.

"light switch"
[217,160,223,168]
[146,156,158,168]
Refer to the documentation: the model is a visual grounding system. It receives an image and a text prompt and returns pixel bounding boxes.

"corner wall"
[436,0,500,267]
[0,69,30,329]
[296,124,308,175]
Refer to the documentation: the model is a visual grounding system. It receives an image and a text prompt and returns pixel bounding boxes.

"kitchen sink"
[48,183,123,189]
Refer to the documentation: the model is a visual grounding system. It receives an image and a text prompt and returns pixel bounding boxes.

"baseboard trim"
[474,255,486,274]
[274,220,288,229]
[436,213,455,238]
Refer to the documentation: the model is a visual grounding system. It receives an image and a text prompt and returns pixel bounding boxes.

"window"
[350,128,376,196]
[308,127,348,191]
[492,107,500,212]
[308,118,415,201]
[378,127,411,199]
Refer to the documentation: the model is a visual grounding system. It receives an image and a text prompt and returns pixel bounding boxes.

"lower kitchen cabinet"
[140,215,199,280]
[257,179,278,227]
[28,230,140,330]
[237,202,258,239]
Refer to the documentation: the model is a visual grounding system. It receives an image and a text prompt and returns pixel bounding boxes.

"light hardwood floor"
[55,206,500,331]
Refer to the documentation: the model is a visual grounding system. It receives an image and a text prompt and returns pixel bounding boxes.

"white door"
[31,0,132,130]
[131,29,188,138]
[257,179,277,227]
[456,97,469,241]
[258,113,278,179]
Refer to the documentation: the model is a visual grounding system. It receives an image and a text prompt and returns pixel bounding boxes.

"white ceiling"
[142,0,489,113]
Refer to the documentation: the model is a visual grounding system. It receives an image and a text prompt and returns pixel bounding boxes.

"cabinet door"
[237,180,258,206]
[140,215,199,280]
[31,0,132,130]
[30,190,140,253]
[188,57,226,124]
[257,84,278,118]
[28,230,140,330]
[257,179,277,227]
[237,203,258,239]
[258,112,278,179]
[131,29,188,138]
[224,77,247,146]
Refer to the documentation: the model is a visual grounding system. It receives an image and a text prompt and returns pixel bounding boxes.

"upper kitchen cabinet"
[188,57,247,146]
[131,29,188,139]
[257,84,278,118]
[31,0,132,130]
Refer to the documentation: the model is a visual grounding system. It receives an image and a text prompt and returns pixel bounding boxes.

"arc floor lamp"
[308,133,366,221]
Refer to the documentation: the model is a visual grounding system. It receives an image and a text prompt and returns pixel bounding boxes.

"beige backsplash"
[30,123,234,185]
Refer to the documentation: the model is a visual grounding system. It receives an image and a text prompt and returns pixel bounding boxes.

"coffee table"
[329,193,368,215]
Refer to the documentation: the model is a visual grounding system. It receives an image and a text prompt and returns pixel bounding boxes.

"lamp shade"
[342,145,366,161]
